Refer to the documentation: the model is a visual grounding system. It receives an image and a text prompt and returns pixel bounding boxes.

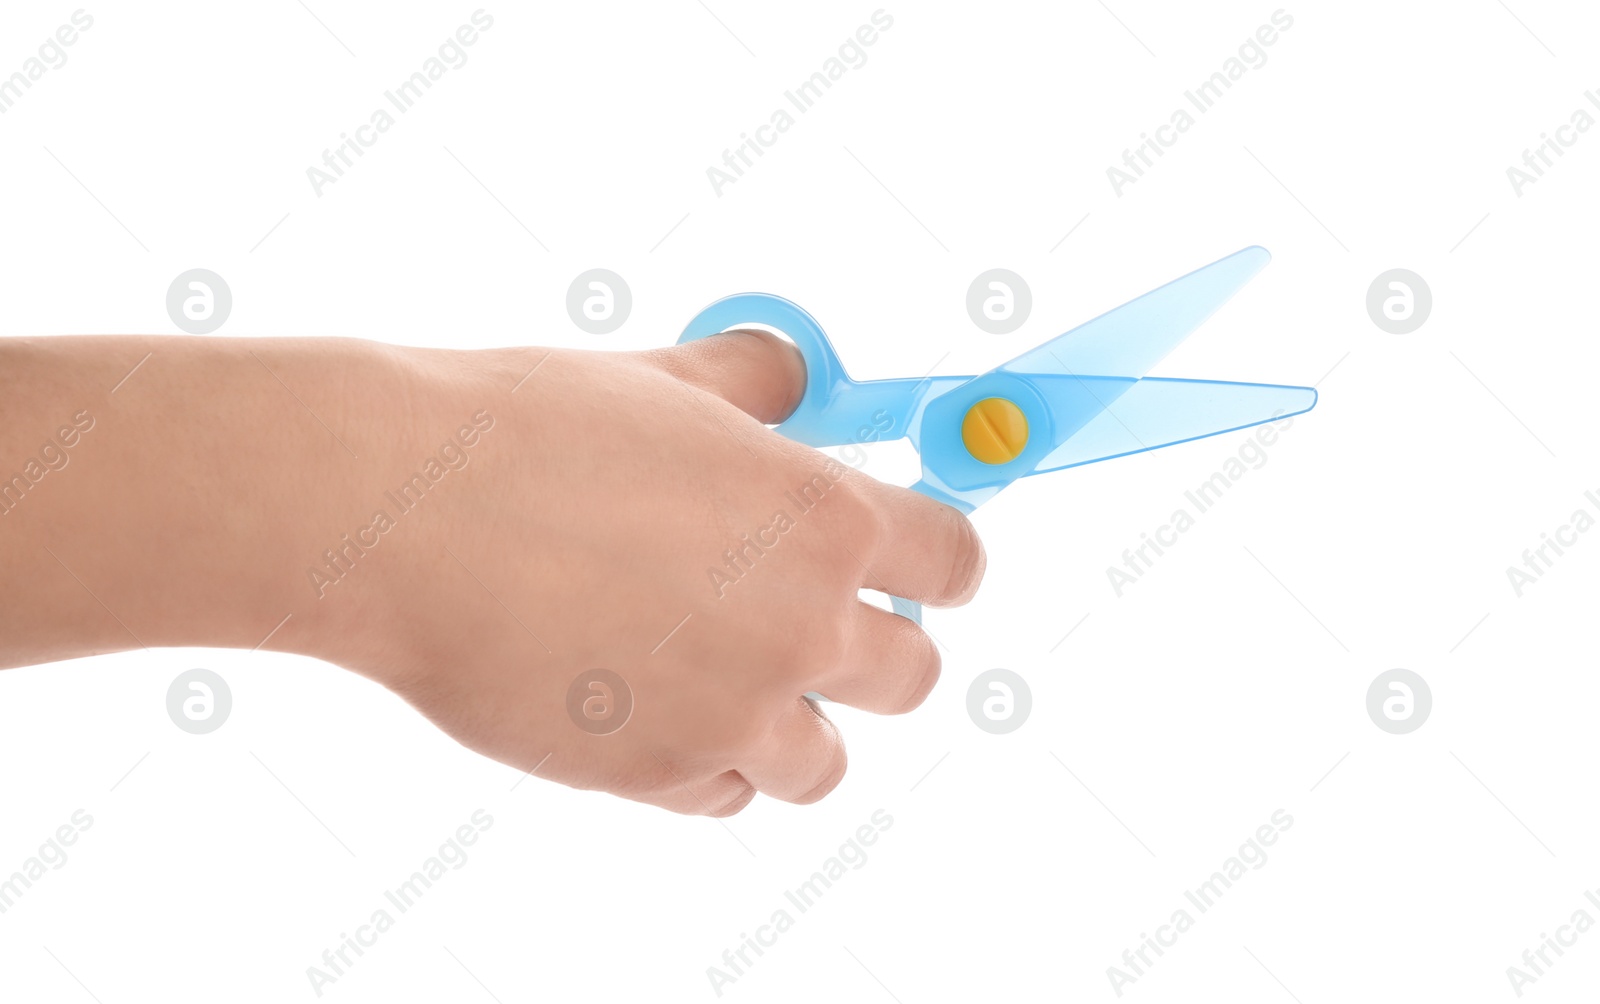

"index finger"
[844,474,986,607]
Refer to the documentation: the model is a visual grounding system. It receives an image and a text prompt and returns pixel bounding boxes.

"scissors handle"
[677,293,939,451]
[678,293,926,629]
[677,293,850,445]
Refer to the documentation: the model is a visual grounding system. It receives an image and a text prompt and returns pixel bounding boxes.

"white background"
[2,1,1597,1001]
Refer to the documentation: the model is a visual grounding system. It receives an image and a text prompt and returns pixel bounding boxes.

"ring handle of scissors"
[676,292,861,447]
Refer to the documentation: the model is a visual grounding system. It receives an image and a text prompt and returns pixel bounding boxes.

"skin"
[0,332,984,816]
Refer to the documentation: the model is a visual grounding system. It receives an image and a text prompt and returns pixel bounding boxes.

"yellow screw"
[961,397,1029,465]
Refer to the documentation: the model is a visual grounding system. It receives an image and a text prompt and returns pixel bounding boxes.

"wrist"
[270,341,527,681]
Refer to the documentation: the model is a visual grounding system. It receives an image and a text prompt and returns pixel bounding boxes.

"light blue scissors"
[677,246,1317,623]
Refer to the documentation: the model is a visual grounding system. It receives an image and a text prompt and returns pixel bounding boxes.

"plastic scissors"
[676,245,1317,623]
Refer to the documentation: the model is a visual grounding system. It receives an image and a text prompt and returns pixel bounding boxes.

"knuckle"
[795,739,848,805]
[709,783,758,817]
[935,507,985,605]
[890,630,941,714]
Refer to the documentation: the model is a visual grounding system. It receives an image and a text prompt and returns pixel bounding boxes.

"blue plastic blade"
[997,245,1271,383]
[908,247,1280,506]
[1031,376,1316,473]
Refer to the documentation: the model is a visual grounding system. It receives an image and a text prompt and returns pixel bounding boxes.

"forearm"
[0,335,440,667]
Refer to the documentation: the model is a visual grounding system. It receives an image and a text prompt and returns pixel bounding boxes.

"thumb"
[644,329,807,425]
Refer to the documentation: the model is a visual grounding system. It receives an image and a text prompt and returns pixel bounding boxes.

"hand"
[338,332,985,815]
[0,332,985,816]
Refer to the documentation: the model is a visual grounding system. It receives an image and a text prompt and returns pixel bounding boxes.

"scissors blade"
[1029,376,1316,473]
[998,245,1271,382]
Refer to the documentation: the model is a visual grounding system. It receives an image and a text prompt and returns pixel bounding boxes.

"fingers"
[643,329,807,424]
[736,699,848,804]
[649,765,758,818]
[645,699,845,814]
[723,598,937,812]
[847,478,986,607]
[645,327,983,609]
[812,602,941,714]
